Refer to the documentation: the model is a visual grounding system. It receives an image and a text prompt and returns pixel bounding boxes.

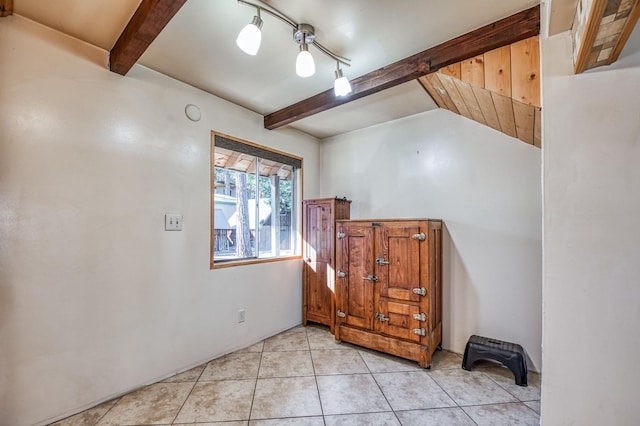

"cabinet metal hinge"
[337,231,346,239]
[412,287,427,296]
[413,312,426,322]
[375,312,390,322]
[362,275,379,282]
[413,328,426,336]
[375,257,390,265]
[412,232,426,241]
[336,310,346,318]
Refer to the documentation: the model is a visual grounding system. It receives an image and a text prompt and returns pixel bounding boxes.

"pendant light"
[334,64,352,96]
[236,10,263,55]
[296,44,315,77]
[294,24,315,77]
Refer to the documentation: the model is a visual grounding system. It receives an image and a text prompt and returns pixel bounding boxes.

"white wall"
[541,19,640,426]
[0,16,320,426]
[320,109,542,369]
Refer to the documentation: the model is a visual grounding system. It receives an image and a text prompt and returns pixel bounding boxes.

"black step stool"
[462,335,528,387]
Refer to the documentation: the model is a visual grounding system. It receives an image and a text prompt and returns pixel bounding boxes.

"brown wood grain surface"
[335,220,443,368]
[484,45,512,97]
[110,0,187,75]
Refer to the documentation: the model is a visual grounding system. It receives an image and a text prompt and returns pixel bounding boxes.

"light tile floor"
[51,325,540,426]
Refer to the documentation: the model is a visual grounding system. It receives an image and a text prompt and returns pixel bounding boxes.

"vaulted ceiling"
[6,0,639,142]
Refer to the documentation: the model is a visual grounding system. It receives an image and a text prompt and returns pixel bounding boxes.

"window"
[211,132,302,268]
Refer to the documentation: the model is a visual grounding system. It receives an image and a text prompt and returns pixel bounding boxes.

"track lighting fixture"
[236,0,351,95]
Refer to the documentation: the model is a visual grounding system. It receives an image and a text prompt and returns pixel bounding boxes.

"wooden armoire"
[302,198,351,332]
[334,219,442,368]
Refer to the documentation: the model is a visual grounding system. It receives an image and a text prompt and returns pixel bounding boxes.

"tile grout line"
[169,363,208,425]
[426,368,481,426]
[247,347,265,422]
[305,326,328,426]
[478,368,540,405]
[358,349,403,425]
[89,397,122,426]
[460,400,542,419]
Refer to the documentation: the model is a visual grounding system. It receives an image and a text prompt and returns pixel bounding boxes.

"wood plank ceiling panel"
[453,79,487,124]
[461,56,485,88]
[483,45,512,97]
[110,0,187,75]
[419,35,540,147]
[264,5,540,130]
[472,86,502,131]
[436,74,473,120]
[534,107,542,148]
[511,37,540,107]
[419,74,459,114]
[492,92,519,138]
[512,100,536,144]
[439,63,462,79]
[418,75,447,109]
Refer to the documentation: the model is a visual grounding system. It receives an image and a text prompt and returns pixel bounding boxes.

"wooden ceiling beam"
[0,0,13,17]
[264,5,540,130]
[109,0,186,75]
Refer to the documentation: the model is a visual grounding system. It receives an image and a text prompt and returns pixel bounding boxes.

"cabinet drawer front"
[376,300,424,343]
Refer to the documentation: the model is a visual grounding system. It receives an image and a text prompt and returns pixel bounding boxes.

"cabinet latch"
[413,328,426,336]
[412,287,427,296]
[375,312,390,322]
[375,257,390,265]
[412,232,426,241]
[413,312,426,322]
[337,231,346,239]
[337,270,346,278]
[362,275,379,282]
[336,310,346,318]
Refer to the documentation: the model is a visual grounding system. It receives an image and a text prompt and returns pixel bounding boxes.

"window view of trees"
[211,137,299,264]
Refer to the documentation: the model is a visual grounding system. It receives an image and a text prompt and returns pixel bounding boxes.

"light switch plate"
[165,214,183,231]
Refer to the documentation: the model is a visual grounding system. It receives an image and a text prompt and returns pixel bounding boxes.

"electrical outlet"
[238,309,246,323]
[165,214,183,231]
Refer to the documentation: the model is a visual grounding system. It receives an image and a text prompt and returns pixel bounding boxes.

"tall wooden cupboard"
[302,198,351,332]
[334,219,443,368]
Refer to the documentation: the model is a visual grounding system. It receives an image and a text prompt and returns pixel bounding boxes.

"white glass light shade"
[236,15,262,56]
[334,69,352,96]
[296,45,315,77]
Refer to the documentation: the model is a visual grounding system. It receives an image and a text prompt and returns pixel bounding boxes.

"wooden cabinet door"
[375,300,424,343]
[336,223,375,330]
[303,201,334,327]
[376,223,422,303]
[305,202,333,263]
[304,260,331,324]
